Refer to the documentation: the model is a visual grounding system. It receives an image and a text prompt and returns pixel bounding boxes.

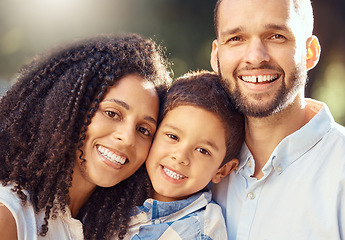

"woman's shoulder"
[0,183,37,239]
[0,183,31,211]
[0,203,17,240]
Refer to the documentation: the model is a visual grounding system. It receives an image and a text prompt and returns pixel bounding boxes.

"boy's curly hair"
[0,33,171,239]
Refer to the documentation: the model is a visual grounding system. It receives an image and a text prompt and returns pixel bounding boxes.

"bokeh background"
[1,0,344,125]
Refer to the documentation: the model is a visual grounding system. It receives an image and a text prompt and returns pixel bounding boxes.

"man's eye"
[196,147,210,155]
[222,36,244,46]
[137,127,152,137]
[167,134,179,141]
[105,111,120,119]
[229,36,242,42]
[270,34,286,40]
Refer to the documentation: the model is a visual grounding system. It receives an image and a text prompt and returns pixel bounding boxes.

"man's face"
[211,0,308,118]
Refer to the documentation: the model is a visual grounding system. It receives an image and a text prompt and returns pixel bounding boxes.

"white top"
[0,184,84,240]
[211,99,345,240]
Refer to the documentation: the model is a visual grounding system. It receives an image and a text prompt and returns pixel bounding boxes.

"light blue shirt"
[122,190,227,240]
[212,99,345,240]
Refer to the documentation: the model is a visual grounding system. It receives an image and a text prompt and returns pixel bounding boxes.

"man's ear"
[210,40,219,73]
[211,158,239,184]
[306,35,321,71]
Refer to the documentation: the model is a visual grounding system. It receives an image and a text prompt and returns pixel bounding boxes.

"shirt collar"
[236,99,333,175]
[236,143,252,174]
[135,190,211,220]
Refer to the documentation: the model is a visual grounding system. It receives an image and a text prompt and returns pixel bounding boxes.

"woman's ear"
[210,40,219,73]
[211,158,239,184]
[306,35,321,71]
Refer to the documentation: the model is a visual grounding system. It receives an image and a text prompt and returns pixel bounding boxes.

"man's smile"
[240,74,280,83]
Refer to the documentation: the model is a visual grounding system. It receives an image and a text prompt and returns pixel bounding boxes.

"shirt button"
[247,192,255,200]
[154,219,161,224]
[247,161,252,168]
[276,165,282,172]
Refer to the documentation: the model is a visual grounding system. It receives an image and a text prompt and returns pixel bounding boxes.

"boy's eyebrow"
[164,123,220,151]
[103,98,157,125]
[163,123,181,131]
[199,140,219,152]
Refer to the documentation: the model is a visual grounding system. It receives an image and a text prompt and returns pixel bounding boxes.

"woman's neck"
[68,165,96,218]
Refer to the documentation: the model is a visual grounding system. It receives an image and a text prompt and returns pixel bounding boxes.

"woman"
[0,33,171,239]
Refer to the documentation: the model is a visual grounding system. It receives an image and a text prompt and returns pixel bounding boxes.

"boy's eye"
[167,133,179,141]
[137,127,152,137]
[105,110,120,119]
[196,147,210,155]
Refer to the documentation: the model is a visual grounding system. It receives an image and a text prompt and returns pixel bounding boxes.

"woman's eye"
[167,134,179,141]
[196,147,210,155]
[137,127,152,137]
[105,110,120,119]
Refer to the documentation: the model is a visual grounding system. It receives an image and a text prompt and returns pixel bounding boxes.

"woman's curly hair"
[0,33,171,239]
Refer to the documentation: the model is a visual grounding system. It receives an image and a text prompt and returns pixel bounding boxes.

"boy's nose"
[171,145,190,166]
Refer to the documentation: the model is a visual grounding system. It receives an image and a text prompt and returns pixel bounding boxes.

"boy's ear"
[306,35,321,71]
[211,158,239,184]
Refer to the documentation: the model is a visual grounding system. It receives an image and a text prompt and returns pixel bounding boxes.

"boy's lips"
[97,145,127,165]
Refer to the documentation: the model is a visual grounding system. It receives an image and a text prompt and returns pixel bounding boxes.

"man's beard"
[218,59,307,118]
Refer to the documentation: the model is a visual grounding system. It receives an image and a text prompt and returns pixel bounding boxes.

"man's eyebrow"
[220,27,243,37]
[103,98,157,125]
[103,99,129,110]
[265,24,290,32]
[220,24,290,37]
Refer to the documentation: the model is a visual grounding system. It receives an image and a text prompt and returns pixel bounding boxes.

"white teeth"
[163,167,185,180]
[97,146,126,165]
[242,74,278,83]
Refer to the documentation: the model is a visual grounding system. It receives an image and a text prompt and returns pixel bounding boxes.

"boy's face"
[146,105,228,202]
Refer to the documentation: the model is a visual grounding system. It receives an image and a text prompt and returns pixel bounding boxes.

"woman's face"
[74,74,159,190]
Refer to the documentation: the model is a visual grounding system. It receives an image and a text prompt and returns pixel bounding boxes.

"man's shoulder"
[330,121,345,137]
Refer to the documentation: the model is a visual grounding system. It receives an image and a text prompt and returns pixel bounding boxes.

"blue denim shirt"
[123,190,227,240]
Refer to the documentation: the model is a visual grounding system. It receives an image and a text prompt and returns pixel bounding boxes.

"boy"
[123,71,244,239]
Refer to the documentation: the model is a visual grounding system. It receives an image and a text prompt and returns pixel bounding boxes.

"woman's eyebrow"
[103,98,129,110]
[103,98,157,125]
[144,116,157,125]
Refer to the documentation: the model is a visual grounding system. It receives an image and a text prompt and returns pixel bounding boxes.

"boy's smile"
[161,165,186,181]
[145,105,227,202]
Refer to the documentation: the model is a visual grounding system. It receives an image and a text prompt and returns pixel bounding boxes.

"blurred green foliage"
[0,0,344,125]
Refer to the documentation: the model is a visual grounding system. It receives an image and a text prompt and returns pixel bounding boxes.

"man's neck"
[245,97,314,179]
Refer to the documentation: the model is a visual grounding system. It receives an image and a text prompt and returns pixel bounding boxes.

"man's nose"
[243,38,270,65]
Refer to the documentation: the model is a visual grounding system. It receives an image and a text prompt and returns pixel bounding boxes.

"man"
[210,0,345,239]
